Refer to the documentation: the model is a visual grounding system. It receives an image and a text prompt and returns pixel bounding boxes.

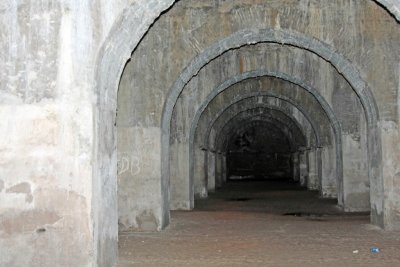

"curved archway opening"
[163,28,380,227]
[195,102,314,196]
[194,111,340,219]
[188,75,338,202]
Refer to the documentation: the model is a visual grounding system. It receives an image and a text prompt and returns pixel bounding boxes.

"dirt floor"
[118,180,400,266]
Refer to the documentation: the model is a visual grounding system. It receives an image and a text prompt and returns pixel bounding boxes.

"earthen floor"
[118,180,400,266]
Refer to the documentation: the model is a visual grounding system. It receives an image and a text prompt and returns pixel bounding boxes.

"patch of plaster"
[6,182,31,194]
[6,182,33,203]
[0,210,61,236]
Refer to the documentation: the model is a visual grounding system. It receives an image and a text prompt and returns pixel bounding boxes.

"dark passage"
[226,124,293,181]
[216,122,340,216]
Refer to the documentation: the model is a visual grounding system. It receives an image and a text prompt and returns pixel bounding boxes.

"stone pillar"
[320,146,337,199]
[307,148,319,190]
[169,142,191,210]
[215,153,223,188]
[291,152,300,182]
[299,148,308,187]
[207,151,216,192]
[342,134,369,212]
[118,126,164,231]
[194,148,207,198]
[380,121,400,230]
[222,154,227,184]
[317,147,323,191]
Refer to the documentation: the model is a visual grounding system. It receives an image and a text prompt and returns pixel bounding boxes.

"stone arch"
[203,97,315,151]
[201,105,313,195]
[190,71,341,149]
[214,113,309,189]
[188,72,341,203]
[162,28,382,225]
[196,93,323,192]
[201,92,321,149]
[92,1,176,263]
[163,29,378,128]
[218,118,303,182]
[220,119,299,149]
[215,111,306,153]
[375,0,400,21]
[213,118,297,188]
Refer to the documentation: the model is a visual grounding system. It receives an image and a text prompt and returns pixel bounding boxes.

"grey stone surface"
[0,0,399,266]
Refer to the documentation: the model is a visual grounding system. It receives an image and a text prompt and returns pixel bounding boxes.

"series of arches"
[188,73,341,201]
[200,97,316,192]
[94,1,399,265]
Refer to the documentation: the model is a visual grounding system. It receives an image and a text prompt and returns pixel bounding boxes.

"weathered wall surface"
[0,1,97,265]
[117,60,164,229]
[0,0,176,266]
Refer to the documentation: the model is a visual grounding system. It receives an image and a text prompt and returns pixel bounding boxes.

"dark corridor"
[226,124,294,181]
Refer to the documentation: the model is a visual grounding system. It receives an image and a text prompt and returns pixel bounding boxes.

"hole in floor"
[226,198,252,202]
